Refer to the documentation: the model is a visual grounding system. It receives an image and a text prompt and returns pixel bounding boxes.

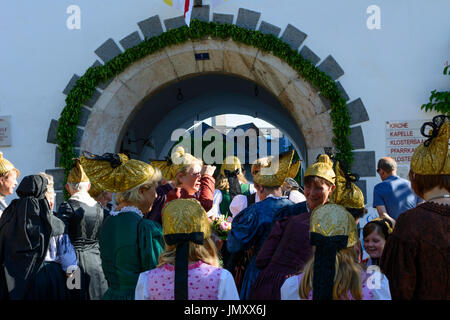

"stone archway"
[81,38,334,164]
[46,7,375,207]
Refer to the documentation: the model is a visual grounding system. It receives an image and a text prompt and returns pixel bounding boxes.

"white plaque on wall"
[0,116,11,147]
[385,119,429,178]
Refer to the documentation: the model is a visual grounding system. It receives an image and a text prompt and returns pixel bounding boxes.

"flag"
[163,0,194,26]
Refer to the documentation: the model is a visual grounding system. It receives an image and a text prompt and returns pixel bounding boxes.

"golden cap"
[410,118,450,175]
[162,199,211,239]
[80,153,157,192]
[0,152,19,177]
[220,156,242,176]
[170,146,202,174]
[329,161,365,209]
[88,182,103,198]
[67,159,90,183]
[151,159,177,181]
[304,154,335,184]
[310,203,358,248]
[251,150,300,187]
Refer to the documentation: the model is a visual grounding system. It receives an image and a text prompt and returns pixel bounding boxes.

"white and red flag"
[163,0,231,26]
[163,0,194,26]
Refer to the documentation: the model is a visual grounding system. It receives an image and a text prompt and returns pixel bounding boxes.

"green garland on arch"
[56,19,354,197]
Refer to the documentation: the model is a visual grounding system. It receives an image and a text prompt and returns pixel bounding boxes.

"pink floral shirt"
[135,261,239,300]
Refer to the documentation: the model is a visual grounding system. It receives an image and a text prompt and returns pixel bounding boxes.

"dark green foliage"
[420,66,450,115]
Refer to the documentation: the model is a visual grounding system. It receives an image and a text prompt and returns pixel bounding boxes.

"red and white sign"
[385,120,429,177]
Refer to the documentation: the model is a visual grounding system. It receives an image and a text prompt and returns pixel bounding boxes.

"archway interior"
[119,73,308,180]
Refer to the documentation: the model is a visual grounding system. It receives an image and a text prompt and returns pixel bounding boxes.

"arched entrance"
[81,38,334,165]
[118,73,308,164]
[46,10,375,207]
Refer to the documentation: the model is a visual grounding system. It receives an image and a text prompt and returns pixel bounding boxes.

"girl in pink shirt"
[135,199,239,300]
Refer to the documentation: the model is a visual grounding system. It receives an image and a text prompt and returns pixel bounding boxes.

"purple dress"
[249,212,313,300]
[144,183,173,224]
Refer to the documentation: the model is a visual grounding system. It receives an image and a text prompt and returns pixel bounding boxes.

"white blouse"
[364,258,392,300]
[0,197,7,218]
[280,275,301,300]
[207,183,257,219]
[281,267,392,300]
[229,190,261,218]
[287,190,306,203]
[135,266,239,300]
[44,234,78,272]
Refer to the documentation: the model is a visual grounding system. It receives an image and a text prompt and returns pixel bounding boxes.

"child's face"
[363,231,386,259]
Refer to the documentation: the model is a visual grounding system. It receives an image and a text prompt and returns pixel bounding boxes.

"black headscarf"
[310,233,349,300]
[164,232,204,300]
[0,175,54,300]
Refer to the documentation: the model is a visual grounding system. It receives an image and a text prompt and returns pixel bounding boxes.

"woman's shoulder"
[139,218,163,233]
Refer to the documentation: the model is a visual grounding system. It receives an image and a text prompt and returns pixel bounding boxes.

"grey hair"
[38,172,56,202]
[115,169,162,205]
[377,157,397,174]
[67,181,90,193]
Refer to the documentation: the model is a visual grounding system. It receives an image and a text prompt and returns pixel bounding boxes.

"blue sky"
[203,114,275,128]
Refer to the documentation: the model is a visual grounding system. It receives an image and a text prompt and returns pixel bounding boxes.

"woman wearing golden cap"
[380,115,450,300]
[0,152,19,217]
[329,161,367,263]
[164,147,216,212]
[135,199,239,300]
[281,204,374,300]
[227,150,299,300]
[79,152,165,300]
[249,154,335,300]
[57,159,108,300]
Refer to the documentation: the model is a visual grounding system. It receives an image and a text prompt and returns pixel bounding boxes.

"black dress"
[0,175,68,300]
[57,198,109,300]
[29,215,73,300]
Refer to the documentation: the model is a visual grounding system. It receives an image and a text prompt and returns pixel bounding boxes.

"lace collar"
[109,205,143,218]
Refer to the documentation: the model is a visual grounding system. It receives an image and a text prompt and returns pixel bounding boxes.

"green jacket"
[99,211,164,300]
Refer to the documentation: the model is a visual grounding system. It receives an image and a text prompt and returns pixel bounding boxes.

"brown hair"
[363,222,385,240]
[299,247,363,300]
[408,170,450,199]
[157,237,220,268]
[304,175,334,189]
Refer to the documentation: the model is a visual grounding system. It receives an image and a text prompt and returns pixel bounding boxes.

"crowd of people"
[0,115,448,300]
